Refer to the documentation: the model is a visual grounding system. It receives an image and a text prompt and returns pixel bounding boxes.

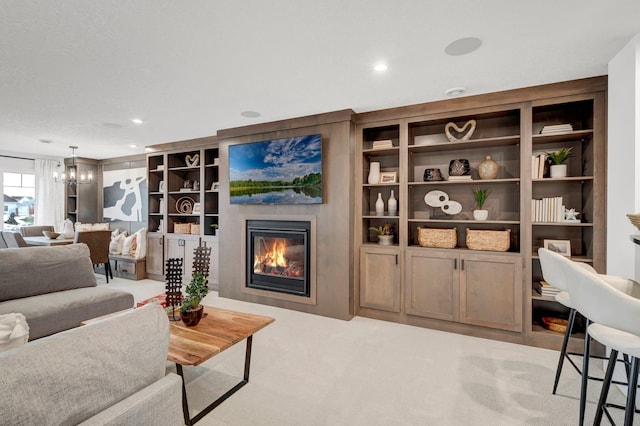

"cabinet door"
[460,253,522,332]
[360,246,400,312]
[165,235,200,284]
[406,250,459,321]
[201,235,219,290]
[146,233,164,276]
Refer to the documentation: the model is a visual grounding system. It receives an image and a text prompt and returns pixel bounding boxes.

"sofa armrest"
[79,373,183,426]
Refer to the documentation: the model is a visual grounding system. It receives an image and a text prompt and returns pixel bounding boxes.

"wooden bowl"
[627,214,640,231]
[542,317,568,333]
[42,230,60,239]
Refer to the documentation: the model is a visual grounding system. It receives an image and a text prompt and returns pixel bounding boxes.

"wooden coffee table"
[170,307,274,425]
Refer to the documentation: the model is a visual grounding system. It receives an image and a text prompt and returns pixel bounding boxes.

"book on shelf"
[372,139,393,149]
[531,196,563,223]
[537,280,561,297]
[447,175,473,181]
[540,124,573,134]
[531,152,549,178]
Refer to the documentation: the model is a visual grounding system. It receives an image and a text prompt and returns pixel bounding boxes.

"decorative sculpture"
[445,120,476,142]
[165,258,183,321]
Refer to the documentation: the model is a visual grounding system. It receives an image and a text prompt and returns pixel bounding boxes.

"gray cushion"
[0,305,171,425]
[0,244,97,302]
[0,287,134,340]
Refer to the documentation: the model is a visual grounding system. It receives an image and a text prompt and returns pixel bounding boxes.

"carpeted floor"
[101,276,630,425]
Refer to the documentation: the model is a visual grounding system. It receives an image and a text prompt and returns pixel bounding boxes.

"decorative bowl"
[626,214,640,231]
[42,231,60,239]
[542,317,567,333]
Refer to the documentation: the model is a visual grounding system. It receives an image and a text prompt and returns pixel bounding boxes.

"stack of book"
[531,153,549,179]
[372,140,393,149]
[448,175,472,181]
[536,280,561,297]
[531,196,564,222]
[540,124,573,134]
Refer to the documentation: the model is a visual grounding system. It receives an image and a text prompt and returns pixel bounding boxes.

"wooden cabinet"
[64,157,98,223]
[406,249,522,331]
[146,232,164,279]
[359,246,400,312]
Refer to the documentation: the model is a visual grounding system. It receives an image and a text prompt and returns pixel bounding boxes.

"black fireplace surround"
[246,220,311,297]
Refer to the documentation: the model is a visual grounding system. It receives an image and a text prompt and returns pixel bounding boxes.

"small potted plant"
[369,223,394,245]
[472,189,489,221]
[547,147,572,178]
[210,223,219,236]
[180,273,209,326]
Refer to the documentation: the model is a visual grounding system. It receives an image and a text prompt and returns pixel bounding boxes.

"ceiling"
[1,1,640,160]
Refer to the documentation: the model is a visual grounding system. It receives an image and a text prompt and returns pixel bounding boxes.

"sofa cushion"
[0,287,134,340]
[0,305,170,426]
[0,244,97,302]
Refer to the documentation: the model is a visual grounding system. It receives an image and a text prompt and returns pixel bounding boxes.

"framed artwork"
[103,167,147,222]
[379,171,398,184]
[543,239,571,257]
[193,202,201,213]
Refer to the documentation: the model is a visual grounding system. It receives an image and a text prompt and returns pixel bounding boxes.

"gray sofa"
[0,244,134,340]
[0,305,183,425]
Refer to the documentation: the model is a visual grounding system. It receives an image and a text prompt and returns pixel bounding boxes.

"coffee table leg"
[244,335,253,381]
[176,364,192,426]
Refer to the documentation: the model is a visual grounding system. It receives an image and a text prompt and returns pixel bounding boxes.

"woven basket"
[466,229,511,252]
[174,223,191,234]
[627,213,640,231]
[417,227,457,248]
[190,224,201,235]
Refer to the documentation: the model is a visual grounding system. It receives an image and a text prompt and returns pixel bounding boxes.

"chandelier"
[53,146,93,185]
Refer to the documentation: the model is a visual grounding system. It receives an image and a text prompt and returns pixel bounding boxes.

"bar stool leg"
[594,349,618,425]
[579,318,591,426]
[554,308,577,394]
[624,357,639,426]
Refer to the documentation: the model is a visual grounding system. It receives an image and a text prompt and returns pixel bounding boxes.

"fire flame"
[254,239,288,271]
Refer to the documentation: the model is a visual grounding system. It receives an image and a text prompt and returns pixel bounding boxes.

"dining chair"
[0,232,8,249]
[74,230,113,283]
[19,225,54,237]
[538,248,639,424]
[565,260,640,426]
[1,231,28,248]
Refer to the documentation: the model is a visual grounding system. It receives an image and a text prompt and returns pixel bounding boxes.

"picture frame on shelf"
[158,180,165,192]
[193,202,201,213]
[211,182,219,191]
[543,239,571,257]
[379,171,398,184]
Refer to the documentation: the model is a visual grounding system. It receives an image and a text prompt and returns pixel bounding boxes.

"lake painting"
[229,134,322,204]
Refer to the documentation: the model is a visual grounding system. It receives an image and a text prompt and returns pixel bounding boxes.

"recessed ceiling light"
[374,63,388,72]
[445,87,467,97]
[131,118,144,125]
[241,111,261,118]
[102,122,123,128]
[129,144,137,148]
[38,139,53,144]
[445,37,482,56]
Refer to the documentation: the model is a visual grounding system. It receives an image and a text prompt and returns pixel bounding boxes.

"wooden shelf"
[409,178,520,186]
[408,135,520,153]
[168,165,200,171]
[532,222,593,227]
[408,218,520,225]
[532,176,594,183]
[532,129,593,144]
[362,146,400,156]
[363,183,400,188]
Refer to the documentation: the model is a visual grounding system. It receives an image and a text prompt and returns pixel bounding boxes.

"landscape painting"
[229,134,322,204]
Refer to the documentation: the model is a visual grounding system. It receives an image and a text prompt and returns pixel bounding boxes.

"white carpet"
[100,276,631,425]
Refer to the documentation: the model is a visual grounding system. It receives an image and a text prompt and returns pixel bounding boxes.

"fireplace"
[246,220,311,297]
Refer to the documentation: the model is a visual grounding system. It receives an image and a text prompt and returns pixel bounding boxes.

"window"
[3,172,35,230]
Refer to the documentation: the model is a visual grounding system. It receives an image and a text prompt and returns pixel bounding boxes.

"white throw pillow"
[109,233,125,255]
[132,228,147,259]
[0,313,29,352]
[122,233,136,256]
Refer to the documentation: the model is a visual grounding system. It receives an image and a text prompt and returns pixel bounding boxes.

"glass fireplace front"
[246,220,310,297]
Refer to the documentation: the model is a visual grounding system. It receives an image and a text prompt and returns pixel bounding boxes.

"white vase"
[473,209,488,221]
[550,164,567,178]
[378,235,393,245]
[375,193,384,216]
[388,190,397,216]
[368,162,381,184]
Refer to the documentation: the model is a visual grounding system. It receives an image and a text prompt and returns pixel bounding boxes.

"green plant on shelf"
[546,147,572,165]
[369,223,394,236]
[180,273,209,313]
[472,189,489,209]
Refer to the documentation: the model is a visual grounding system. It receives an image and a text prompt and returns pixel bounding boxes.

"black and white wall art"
[103,168,147,222]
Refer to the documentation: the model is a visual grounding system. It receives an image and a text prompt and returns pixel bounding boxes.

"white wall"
[607,34,640,279]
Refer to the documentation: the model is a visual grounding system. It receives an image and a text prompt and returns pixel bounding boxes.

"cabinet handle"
[461,259,465,270]
[454,258,457,270]
[179,239,185,247]
[395,254,398,265]
[159,238,163,246]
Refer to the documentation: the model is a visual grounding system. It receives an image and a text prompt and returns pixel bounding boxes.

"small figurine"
[564,208,580,223]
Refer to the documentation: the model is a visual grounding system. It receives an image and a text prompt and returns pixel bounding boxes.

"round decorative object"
[441,200,462,215]
[423,168,443,181]
[445,120,476,142]
[449,159,471,176]
[478,155,499,180]
[42,231,60,239]
[424,190,449,208]
[473,209,489,221]
[175,196,195,214]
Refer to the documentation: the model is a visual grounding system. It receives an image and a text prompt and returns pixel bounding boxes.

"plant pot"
[377,235,394,245]
[180,305,204,327]
[550,164,567,178]
[473,209,489,221]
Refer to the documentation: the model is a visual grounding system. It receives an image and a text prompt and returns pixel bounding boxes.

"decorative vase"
[473,209,489,221]
[375,193,384,216]
[388,190,397,216]
[180,305,204,327]
[368,162,381,184]
[423,168,443,181]
[61,219,74,238]
[550,164,567,178]
[448,159,471,176]
[478,155,499,180]
[378,235,393,245]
